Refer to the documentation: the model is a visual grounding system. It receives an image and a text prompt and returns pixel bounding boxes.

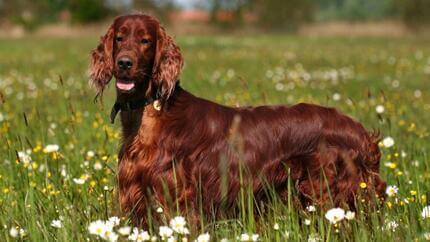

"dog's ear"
[89,23,115,93]
[152,24,184,100]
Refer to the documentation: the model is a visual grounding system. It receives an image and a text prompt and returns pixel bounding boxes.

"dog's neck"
[119,84,185,144]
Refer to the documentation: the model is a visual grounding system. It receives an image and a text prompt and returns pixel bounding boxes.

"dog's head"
[89,14,183,101]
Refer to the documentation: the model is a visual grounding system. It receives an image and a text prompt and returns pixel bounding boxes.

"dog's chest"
[137,107,162,145]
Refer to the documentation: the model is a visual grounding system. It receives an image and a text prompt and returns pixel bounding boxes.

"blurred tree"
[2,0,429,32]
[0,0,110,28]
[209,0,220,24]
[208,0,251,28]
[255,0,315,31]
[316,0,396,21]
[133,0,177,24]
[69,0,110,23]
[0,0,68,30]
[394,0,430,29]
[203,0,315,31]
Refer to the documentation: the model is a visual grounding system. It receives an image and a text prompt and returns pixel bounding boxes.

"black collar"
[109,81,181,123]
[110,97,155,124]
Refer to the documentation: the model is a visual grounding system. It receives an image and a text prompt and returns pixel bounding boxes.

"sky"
[174,0,196,9]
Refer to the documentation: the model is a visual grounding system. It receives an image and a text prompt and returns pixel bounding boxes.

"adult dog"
[89,14,386,226]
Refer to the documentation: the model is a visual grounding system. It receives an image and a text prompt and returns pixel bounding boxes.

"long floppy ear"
[89,23,115,94]
[152,25,184,100]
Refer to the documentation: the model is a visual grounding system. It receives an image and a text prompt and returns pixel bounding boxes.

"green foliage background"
[1,0,430,30]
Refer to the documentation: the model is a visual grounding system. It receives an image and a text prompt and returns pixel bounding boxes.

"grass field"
[1,35,430,241]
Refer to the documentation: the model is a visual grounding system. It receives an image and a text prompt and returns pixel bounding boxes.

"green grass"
[0,34,430,241]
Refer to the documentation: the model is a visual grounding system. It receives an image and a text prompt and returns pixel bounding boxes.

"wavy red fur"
[89,14,386,226]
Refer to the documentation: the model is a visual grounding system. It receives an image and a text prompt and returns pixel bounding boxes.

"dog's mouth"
[116,79,135,93]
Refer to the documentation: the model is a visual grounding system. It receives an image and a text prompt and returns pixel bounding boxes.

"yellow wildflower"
[387,201,392,209]
[33,145,42,153]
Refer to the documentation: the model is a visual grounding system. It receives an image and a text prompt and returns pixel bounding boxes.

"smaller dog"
[90,14,386,226]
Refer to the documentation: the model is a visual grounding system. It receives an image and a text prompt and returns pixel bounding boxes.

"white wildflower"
[87,150,95,157]
[239,233,259,241]
[385,220,398,232]
[382,137,394,148]
[273,223,279,230]
[308,234,321,242]
[422,206,430,219]
[196,232,210,242]
[9,227,18,238]
[118,226,131,236]
[128,228,150,241]
[44,144,59,153]
[375,105,385,114]
[332,93,341,101]
[128,228,140,241]
[240,233,250,241]
[169,216,189,234]
[159,226,173,239]
[19,228,26,237]
[94,162,103,170]
[414,89,422,98]
[38,164,46,172]
[307,205,316,212]
[60,165,67,177]
[73,178,86,184]
[51,219,63,228]
[17,151,32,164]
[88,220,112,238]
[227,69,235,78]
[167,236,177,242]
[325,208,345,224]
[107,231,119,242]
[345,211,355,220]
[156,207,164,213]
[107,216,120,227]
[304,219,311,225]
[385,185,398,197]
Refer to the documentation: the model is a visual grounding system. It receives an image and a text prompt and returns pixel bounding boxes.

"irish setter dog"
[90,14,386,226]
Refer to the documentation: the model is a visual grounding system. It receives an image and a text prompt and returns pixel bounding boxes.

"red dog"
[90,14,386,225]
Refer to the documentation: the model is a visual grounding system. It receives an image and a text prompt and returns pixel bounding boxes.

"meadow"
[0,34,430,241]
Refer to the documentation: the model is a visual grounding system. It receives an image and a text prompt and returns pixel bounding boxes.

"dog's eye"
[116,37,123,42]
[141,39,151,45]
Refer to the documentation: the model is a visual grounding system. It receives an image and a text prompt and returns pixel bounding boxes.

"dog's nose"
[117,57,133,70]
